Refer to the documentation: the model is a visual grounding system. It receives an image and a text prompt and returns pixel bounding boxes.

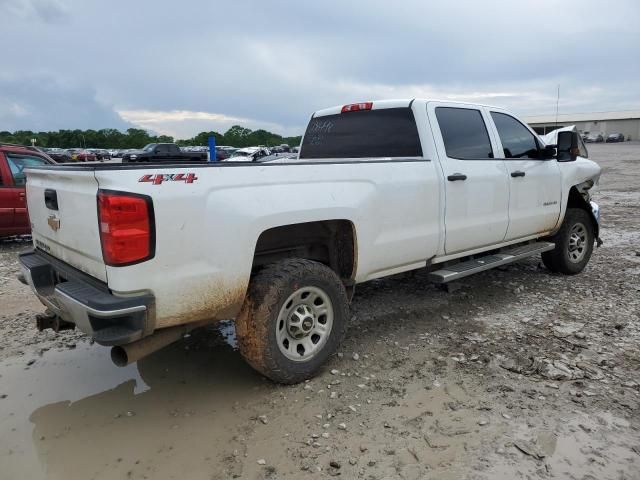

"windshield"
[143,144,156,152]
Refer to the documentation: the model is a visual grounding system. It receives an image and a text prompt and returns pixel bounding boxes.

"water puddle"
[0,324,266,480]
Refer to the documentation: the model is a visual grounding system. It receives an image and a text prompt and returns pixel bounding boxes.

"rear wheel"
[542,208,594,274]
[235,259,348,384]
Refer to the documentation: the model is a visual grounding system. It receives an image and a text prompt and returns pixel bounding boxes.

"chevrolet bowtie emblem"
[47,215,60,232]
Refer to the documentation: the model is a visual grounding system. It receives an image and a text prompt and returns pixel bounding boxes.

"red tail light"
[98,191,154,266]
[341,102,373,113]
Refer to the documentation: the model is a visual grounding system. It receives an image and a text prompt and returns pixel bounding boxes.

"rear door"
[487,110,561,240]
[5,154,51,229]
[0,154,18,232]
[428,103,510,254]
[25,167,107,281]
[156,144,171,160]
[166,144,181,160]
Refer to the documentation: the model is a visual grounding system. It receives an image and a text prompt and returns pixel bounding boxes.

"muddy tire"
[542,208,594,274]
[236,259,349,384]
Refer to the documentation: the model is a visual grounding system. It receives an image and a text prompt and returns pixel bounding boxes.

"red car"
[68,149,97,162]
[0,144,55,238]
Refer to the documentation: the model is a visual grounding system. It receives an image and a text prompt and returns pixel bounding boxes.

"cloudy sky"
[1,0,639,138]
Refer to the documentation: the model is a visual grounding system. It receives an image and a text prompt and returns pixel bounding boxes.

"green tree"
[0,126,302,150]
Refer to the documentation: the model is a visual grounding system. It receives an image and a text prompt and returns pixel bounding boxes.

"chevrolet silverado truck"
[18,99,601,383]
[121,143,207,163]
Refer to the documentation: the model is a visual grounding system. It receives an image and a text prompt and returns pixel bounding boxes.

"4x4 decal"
[139,173,198,185]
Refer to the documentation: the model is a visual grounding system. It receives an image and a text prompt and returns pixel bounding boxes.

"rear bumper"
[18,249,153,346]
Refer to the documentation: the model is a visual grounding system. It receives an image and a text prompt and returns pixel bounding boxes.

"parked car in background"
[584,133,604,143]
[0,143,54,237]
[214,146,231,161]
[89,149,111,161]
[227,147,271,162]
[67,149,97,162]
[44,148,72,163]
[122,143,207,162]
[606,133,625,143]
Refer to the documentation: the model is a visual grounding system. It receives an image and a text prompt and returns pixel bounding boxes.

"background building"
[523,111,640,139]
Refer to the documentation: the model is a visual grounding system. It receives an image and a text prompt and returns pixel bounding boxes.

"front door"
[428,103,510,254]
[488,110,562,240]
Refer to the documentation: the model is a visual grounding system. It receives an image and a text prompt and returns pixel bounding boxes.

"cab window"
[491,112,540,159]
[6,155,48,186]
[435,107,494,160]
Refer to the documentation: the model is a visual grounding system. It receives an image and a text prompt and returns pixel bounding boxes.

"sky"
[1,0,639,139]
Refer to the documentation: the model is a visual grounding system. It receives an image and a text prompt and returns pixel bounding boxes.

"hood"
[540,125,576,146]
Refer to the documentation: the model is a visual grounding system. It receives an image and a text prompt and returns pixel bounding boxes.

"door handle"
[511,171,526,178]
[447,173,467,181]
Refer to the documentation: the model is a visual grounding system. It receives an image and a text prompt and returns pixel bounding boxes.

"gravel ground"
[0,143,638,480]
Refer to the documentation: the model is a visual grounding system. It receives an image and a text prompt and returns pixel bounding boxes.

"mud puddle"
[0,326,269,480]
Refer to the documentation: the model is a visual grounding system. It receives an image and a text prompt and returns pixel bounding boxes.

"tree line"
[176,125,302,149]
[0,126,302,149]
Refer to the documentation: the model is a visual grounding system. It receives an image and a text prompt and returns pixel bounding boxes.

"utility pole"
[555,85,560,129]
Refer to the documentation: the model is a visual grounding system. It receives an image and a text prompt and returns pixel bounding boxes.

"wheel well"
[567,186,588,210]
[567,186,599,238]
[252,220,356,286]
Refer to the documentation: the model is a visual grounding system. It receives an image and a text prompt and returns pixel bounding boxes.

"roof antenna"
[555,84,560,129]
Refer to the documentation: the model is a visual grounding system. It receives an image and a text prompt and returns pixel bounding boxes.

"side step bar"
[428,241,555,284]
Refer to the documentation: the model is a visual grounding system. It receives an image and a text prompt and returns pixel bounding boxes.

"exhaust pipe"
[111,325,190,367]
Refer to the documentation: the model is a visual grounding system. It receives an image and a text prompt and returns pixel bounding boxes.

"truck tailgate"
[25,168,107,282]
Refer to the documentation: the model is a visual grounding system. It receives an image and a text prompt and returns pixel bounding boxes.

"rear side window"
[300,107,422,159]
[435,107,493,160]
[6,155,48,186]
[491,112,540,159]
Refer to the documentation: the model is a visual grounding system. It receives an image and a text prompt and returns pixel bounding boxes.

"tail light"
[341,102,373,113]
[98,190,155,266]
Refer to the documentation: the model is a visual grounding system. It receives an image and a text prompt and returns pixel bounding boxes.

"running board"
[428,241,555,284]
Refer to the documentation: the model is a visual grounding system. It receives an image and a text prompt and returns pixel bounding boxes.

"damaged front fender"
[590,201,603,247]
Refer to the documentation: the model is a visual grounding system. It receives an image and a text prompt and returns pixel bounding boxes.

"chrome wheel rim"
[568,222,588,263]
[276,286,333,362]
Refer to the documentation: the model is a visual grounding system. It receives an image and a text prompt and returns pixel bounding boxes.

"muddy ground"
[1,143,639,480]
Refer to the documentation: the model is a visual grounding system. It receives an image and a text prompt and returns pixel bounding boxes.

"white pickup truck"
[19,99,601,383]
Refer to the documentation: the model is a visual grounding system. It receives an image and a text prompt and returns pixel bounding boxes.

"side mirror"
[557,131,579,162]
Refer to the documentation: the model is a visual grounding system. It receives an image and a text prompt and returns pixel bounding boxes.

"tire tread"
[236,259,348,384]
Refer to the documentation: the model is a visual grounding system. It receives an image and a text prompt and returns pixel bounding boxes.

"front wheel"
[235,259,349,384]
[542,208,594,274]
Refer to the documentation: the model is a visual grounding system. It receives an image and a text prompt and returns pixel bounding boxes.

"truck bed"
[25,158,441,332]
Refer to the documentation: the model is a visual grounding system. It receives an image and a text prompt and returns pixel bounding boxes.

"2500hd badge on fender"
[18,99,601,383]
